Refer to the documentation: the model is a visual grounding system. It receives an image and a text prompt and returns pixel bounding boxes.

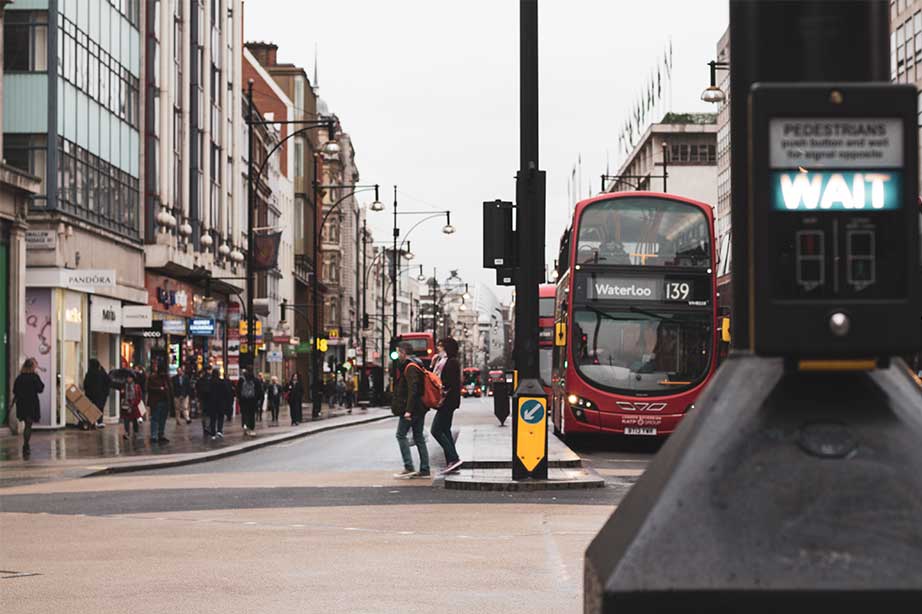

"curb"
[84,412,394,477]
[442,466,606,491]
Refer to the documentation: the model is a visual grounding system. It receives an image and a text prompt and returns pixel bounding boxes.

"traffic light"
[389,349,399,360]
[280,299,287,321]
[362,313,369,329]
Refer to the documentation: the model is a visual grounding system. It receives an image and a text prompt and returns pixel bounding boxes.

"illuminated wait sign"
[771,171,901,212]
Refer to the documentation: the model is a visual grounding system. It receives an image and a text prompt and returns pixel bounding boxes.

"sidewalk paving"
[0,403,393,487]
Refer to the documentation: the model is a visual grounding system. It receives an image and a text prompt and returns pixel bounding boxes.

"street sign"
[515,395,547,473]
[188,318,215,336]
[750,84,921,359]
[289,336,300,346]
[316,338,328,352]
[267,350,283,363]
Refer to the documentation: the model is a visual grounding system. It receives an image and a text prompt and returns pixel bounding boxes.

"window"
[4,134,47,192]
[4,11,48,72]
[294,137,305,177]
[56,137,139,238]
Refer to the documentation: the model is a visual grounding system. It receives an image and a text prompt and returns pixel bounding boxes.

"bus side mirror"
[720,317,731,343]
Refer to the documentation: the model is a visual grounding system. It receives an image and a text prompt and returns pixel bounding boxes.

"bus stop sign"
[749,83,921,358]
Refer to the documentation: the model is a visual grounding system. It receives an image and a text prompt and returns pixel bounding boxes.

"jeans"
[430,408,459,464]
[209,412,225,436]
[150,401,168,440]
[123,418,139,434]
[269,399,280,423]
[396,412,430,474]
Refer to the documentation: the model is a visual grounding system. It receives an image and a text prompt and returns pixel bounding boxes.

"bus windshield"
[576,197,711,268]
[571,307,712,394]
[401,337,431,355]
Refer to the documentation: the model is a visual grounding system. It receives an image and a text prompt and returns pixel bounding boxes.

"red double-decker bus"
[551,192,718,439]
[539,284,556,396]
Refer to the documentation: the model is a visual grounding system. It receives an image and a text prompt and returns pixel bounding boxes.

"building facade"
[5,0,150,427]
[138,0,246,383]
[604,112,718,206]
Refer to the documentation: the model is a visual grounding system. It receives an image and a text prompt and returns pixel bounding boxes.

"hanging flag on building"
[253,231,282,271]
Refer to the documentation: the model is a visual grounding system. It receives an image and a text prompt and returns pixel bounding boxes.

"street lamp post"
[244,80,336,373]
[310,160,381,417]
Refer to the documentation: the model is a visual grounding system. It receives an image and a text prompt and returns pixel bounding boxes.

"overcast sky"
[245,1,729,302]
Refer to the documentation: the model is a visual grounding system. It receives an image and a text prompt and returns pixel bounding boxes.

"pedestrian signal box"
[749,84,921,358]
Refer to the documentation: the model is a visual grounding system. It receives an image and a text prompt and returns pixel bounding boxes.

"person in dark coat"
[286,373,304,425]
[266,375,282,426]
[83,358,111,428]
[237,369,259,436]
[430,337,462,474]
[204,368,226,439]
[12,358,44,456]
[120,373,143,440]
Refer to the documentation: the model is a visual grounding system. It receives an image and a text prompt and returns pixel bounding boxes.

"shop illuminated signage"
[161,319,187,335]
[189,318,215,336]
[64,269,116,290]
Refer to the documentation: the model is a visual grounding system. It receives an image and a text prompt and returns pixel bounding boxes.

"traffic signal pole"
[511,0,548,481]
[585,3,922,611]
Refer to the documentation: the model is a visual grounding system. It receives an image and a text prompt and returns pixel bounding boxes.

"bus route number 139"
[665,281,691,301]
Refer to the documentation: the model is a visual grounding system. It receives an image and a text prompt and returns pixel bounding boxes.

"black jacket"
[13,372,44,422]
[172,373,192,397]
[83,367,111,410]
[286,380,304,406]
[440,357,461,410]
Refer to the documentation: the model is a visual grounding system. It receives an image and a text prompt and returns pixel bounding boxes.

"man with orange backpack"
[392,342,432,479]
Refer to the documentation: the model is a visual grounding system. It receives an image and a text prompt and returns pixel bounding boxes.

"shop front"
[24,268,145,429]
[89,295,123,421]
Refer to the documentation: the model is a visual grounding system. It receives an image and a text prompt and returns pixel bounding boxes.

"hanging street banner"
[253,231,282,271]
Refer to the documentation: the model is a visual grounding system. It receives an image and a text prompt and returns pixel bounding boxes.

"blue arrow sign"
[520,399,545,425]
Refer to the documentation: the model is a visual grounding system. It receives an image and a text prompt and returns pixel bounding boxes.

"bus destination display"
[582,275,708,304]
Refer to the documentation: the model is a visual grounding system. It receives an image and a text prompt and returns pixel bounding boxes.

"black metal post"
[246,80,255,372]
[311,152,322,417]
[360,218,368,403]
[431,268,438,342]
[380,247,386,396]
[661,142,668,193]
[391,186,399,354]
[511,0,547,481]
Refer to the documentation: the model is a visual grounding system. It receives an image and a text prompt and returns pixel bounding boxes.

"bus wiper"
[585,304,627,323]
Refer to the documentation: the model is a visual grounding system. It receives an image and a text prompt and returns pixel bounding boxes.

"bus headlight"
[567,394,593,409]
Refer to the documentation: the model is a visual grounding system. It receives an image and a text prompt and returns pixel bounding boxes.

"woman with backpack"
[431,337,463,474]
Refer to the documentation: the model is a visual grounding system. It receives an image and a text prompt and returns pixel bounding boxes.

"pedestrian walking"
[11,358,44,457]
[82,358,111,428]
[255,371,266,422]
[205,368,225,439]
[222,372,235,424]
[392,342,431,479]
[172,368,192,426]
[431,337,463,474]
[345,377,355,412]
[237,368,259,436]
[266,375,282,425]
[286,373,304,425]
[195,369,210,435]
[121,373,143,440]
[133,364,147,396]
[146,362,173,444]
